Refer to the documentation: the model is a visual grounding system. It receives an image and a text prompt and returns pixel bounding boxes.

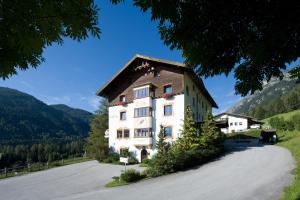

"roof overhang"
[96,54,218,108]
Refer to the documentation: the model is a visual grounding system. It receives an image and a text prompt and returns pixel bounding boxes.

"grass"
[263,109,300,124]
[139,163,149,167]
[0,156,92,180]
[105,180,129,187]
[276,130,300,200]
[226,129,261,139]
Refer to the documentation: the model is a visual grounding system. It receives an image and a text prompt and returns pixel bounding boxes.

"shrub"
[103,152,119,163]
[128,156,139,165]
[120,169,145,182]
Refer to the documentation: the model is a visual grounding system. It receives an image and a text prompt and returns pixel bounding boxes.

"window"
[230,123,233,126]
[134,107,151,117]
[134,87,149,99]
[117,130,123,138]
[120,112,126,120]
[239,122,243,125]
[134,128,152,138]
[120,95,126,102]
[164,105,172,116]
[234,122,238,126]
[117,129,130,139]
[163,85,172,94]
[165,127,172,137]
[186,85,189,96]
[124,129,130,138]
[154,71,160,77]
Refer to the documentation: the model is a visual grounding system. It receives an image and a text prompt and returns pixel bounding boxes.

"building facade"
[214,112,263,134]
[97,55,218,162]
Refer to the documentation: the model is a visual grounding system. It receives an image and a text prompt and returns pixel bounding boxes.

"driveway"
[0,145,295,200]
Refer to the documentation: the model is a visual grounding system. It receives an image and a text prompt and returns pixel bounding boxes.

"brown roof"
[214,112,263,123]
[96,54,218,108]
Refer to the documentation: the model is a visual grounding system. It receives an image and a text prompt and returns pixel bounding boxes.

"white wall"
[184,73,212,122]
[216,114,248,134]
[108,94,185,162]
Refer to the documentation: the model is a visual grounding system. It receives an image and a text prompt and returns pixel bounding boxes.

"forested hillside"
[0,87,93,144]
[228,75,300,119]
[0,87,94,168]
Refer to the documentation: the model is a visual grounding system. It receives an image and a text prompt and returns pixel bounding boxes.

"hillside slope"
[228,74,300,119]
[0,87,93,143]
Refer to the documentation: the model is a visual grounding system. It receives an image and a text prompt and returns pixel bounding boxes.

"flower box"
[116,101,127,106]
[162,93,173,99]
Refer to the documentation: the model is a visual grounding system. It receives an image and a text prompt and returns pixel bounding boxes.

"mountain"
[0,87,93,144]
[227,74,300,119]
[50,104,92,124]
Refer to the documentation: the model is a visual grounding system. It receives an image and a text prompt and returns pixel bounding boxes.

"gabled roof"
[214,112,256,119]
[96,54,218,108]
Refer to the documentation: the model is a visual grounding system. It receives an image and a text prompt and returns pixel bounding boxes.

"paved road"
[0,146,295,200]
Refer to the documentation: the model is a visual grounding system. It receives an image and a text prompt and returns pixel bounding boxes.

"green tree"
[254,107,267,120]
[149,125,172,176]
[0,0,100,78]
[156,125,170,157]
[113,0,300,96]
[176,106,198,151]
[200,112,224,149]
[86,98,109,161]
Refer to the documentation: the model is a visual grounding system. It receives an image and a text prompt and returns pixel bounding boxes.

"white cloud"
[226,90,235,97]
[88,96,100,110]
[19,81,34,90]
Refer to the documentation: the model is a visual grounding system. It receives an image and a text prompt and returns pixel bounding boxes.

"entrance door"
[141,149,148,162]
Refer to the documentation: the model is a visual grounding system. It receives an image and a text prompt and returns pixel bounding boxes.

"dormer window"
[163,85,172,94]
[120,95,126,102]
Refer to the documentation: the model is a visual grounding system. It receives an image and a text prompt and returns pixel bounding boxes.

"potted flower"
[162,93,173,99]
[116,101,127,106]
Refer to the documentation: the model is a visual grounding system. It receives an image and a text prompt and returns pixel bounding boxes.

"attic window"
[120,95,126,102]
[154,71,160,77]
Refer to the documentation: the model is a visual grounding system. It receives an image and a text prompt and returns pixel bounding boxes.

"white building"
[97,54,218,162]
[214,112,263,134]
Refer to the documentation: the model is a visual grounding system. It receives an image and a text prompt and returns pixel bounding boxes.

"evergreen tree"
[87,98,109,161]
[200,112,224,149]
[150,125,172,175]
[156,125,170,157]
[177,106,198,151]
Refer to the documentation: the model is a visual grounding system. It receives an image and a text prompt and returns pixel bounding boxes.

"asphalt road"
[0,145,295,200]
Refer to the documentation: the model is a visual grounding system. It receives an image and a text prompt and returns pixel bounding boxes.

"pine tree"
[156,125,171,156]
[177,106,199,151]
[200,112,224,149]
[152,125,172,175]
[87,98,109,161]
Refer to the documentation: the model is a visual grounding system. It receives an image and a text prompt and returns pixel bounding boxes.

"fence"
[0,156,90,179]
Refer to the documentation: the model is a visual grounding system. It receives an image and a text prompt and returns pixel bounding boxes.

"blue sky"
[0,1,299,114]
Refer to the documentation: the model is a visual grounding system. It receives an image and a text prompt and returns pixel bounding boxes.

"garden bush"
[146,108,224,178]
[120,169,145,182]
[103,152,119,163]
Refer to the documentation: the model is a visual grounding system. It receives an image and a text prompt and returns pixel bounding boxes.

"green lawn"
[276,131,300,200]
[263,109,300,124]
[226,129,261,139]
[105,180,129,187]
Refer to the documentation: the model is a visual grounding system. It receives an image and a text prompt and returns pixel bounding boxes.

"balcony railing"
[134,132,152,138]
